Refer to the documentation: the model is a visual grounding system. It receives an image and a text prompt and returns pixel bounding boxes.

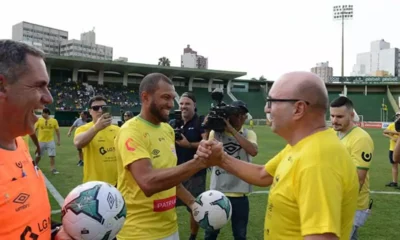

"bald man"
[196,72,359,240]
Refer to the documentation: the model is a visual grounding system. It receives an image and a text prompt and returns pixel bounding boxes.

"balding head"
[266,71,328,145]
[271,71,328,112]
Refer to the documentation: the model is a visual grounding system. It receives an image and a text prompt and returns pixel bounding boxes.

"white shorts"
[159,231,179,240]
[38,141,56,157]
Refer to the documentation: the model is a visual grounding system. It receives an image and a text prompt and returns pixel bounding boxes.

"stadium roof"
[45,55,247,80]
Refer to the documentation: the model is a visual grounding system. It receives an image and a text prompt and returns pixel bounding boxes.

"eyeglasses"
[266,97,310,108]
[91,105,106,111]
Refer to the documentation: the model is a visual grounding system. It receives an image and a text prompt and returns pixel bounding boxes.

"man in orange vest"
[0,40,72,239]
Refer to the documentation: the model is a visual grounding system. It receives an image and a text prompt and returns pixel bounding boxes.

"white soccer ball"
[192,190,232,231]
[61,181,127,240]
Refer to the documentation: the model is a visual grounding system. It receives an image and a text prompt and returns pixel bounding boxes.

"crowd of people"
[49,79,140,112]
[2,39,400,240]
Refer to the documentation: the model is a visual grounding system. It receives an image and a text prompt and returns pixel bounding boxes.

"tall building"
[181,45,208,69]
[12,21,68,55]
[311,61,333,82]
[351,39,399,76]
[60,29,113,60]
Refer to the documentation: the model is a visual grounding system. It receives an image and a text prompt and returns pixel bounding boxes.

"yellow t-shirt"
[263,129,359,239]
[386,123,398,150]
[34,117,59,142]
[74,122,119,186]
[208,128,257,197]
[115,116,178,240]
[339,126,374,210]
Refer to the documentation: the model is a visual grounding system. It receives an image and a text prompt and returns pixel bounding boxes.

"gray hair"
[0,40,45,84]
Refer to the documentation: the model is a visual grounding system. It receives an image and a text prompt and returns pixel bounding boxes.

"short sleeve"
[264,146,288,176]
[54,119,59,129]
[246,129,257,145]
[72,119,80,127]
[294,164,342,237]
[351,138,374,170]
[387,123,394,131]
[117,128,151,169]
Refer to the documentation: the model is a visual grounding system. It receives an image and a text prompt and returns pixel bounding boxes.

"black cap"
[181,92,196,103]
[42,108,50,114]
[231,100,249,113]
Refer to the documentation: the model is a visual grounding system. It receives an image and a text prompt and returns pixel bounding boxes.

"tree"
[158,57,171,66]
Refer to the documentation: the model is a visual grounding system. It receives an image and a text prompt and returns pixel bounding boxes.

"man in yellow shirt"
[114,73,216,240]
[34,107,61,174]
[383,112,400,187]
[196,71,359,240]
[74,95,119,186]
[330,96,374,240]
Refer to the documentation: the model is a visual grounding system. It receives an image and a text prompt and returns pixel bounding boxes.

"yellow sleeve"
[294,164,342,237]
[387,123,395,131]
[264,145,288,176]
[351,138,374,170]
[34,120,39,130]
[208,130,215,140]
[54,119,59,129]
[117,127,151,169]
[74,125,87,138]
[246,129,257,145]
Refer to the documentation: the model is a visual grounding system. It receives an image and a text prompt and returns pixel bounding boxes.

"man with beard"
[114,73,219,240]
[195,72,359,240]
[330,96,374,240]
[169,92,206,240]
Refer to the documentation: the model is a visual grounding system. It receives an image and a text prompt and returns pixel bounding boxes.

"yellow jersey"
[115,116,178,240]
[264,129,359,239]
[74,122,119,186]
[339,126,374,210]
[386,123,398,151]
[34,117,59,142]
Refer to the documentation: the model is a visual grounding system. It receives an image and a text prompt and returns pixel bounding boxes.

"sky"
[0,0,399,80]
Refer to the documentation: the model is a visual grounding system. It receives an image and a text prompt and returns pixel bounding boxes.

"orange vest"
[0,137,51,239]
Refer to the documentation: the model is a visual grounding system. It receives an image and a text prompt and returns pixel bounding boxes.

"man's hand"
[195,140,224,167]
[94,114,112,132]
[223,119,236,134]
[54,226,74,240]
[176,134,191,148]
[56,140,61,146]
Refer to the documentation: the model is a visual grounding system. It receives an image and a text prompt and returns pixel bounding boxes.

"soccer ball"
[192,190,232,231]
[61,181,127,240]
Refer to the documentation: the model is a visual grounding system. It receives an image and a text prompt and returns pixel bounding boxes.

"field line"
[250,190,400,195]
[43,173,65,211]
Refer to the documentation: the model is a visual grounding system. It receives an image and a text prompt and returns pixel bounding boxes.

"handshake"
[194,139,226,167]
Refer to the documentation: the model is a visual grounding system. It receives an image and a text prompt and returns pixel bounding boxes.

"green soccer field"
[32,126,400,240]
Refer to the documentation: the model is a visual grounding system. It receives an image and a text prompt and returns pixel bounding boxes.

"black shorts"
[176,175,206,212]
[389,150,395,164]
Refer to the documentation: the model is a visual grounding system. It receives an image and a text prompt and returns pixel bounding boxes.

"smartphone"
[102,105,112,119]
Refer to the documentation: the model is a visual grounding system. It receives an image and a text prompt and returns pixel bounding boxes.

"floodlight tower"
[333,4,354,77]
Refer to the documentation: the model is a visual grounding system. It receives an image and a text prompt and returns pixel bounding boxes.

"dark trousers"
[204,196,249,240]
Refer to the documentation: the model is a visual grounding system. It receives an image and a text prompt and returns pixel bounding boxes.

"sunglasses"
[266,97,310,108]
[91,105,106,111]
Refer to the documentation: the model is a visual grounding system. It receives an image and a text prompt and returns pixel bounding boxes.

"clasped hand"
[194,139,225,167]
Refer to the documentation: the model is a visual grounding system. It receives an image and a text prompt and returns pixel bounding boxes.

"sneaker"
[77,160,83,166]
[385,182,398,187]
[51,169,59,174]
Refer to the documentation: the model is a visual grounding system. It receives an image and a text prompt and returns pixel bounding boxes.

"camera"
[173,109,184,141]
[203,88,240,132]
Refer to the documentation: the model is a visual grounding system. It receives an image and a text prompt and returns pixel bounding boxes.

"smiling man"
[114,73,216,240]
[0,39,72,240]
[330,96,374,240]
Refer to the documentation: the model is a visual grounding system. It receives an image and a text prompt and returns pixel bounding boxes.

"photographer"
[205,100,258,240]
[169,92,206,240]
